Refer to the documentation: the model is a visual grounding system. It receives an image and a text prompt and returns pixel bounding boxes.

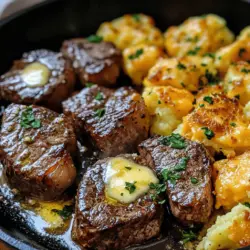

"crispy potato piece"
[123,44,164,85]
[97,14,164,50]
[143,56,218,92]
[164,14,234,57]
[142,86,194,136]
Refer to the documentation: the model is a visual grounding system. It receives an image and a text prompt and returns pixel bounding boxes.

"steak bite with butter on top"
[0,104,77,201]
[0,49,76,111]
[61,37,122,86]
[63,85,149,157]
[72,154,163,250]
[138,134,213,224]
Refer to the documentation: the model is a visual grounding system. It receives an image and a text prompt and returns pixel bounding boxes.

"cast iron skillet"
[0,0,250,249]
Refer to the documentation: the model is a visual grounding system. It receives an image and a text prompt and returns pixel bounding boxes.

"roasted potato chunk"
[143,56,218,91]
[97,14,164,50]
[142,86,194,136]
[164,14,234,57]
[179,92,250,157]
[123,44,164,85]
[215,26,250,74]
[197,204,250,250]
[213,151,250,210]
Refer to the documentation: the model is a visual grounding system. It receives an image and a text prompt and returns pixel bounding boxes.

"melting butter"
[21,62,50,87]
[105,157,158,204]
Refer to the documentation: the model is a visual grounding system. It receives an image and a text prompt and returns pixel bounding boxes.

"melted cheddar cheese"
[97,14,164,50]
[197,204,250,250]
[142,86,194,136]
[164,14,234,57]
[105,157,158,204]
[143,56,217,92]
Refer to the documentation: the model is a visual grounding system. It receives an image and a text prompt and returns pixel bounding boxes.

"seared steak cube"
[0,49,75,111]
[0,104,77,201]
[63,85,149,157]
[138,135,213,224]
[61,38,121,86]
[72,154,163,249]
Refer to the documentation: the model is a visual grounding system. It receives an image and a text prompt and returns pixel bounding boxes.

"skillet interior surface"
[0,0,250,249]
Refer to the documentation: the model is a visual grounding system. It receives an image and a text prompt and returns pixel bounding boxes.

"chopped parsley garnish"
[125,166,132,170]
[201,63,207,67]
[149,183,166,204]
[187,46,201,55]
[95,108,105,118]
[235,94,240,100]
[86,82,94,87]
[203,52,215,59]
[191,177,199,184]
[182,230,197,244]
[120,193,124,196]
[241,68,250,74]
[162,169,181,185]
[244,202,250,208]
[128,48,144,60]
[177,62,187,70]
[199,104,205,107]
[239,48,246,58]
[52,205,74,220]
[125,181,137,194]
[203,96,213,104]
[95,91,103,101]
[132,14,140,22]
[205,69,219,85]
[174,157,189,172]
[185,36,199,43]
[201,127,215,140]
[181,82,186,87]
[159,133,186,149]
[230,122,236,127]
[158,100,161,104]
[86,35,103,43]
[20,106,41,129]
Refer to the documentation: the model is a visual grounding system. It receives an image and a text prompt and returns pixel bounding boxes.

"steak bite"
[72,154,163,249]
[0,49,75,111]
[138,134,213,224]
[63,85,149,157]
[0,104,77,201]
[61,38,122,86]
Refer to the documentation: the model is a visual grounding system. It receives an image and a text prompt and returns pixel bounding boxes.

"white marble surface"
[0,0,46,20]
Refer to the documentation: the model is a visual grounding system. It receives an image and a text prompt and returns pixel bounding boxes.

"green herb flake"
[187,46,201,56]
[159,133,186,149]
[132,14,140,22]
[149,183,166,204]
[182,230,197,244]
[203,52,215,59]
[86,82,94,87]
[201,127,215,140]
[87,35,103,43]
[191,177,199,184]
[241,68,250,74]
[120,193,124,196]
[205,69,219,85]
[158,100,161,104]
[201,63,207,67]
[51,205,74,220]
[239,48,246,58]
[95,91,103,101]
[244,202,250,208]
[185,36,199,43]
[125,166,132,170]
[203,96,213,104]
[20,106,41,129]
[162,169,181,185]
[181,82,186,88]
[128,48,144,60]
[125,181,137,194]
[95,108,105,118]
[174,157,189,172]
[199,104,205,107]
[230,122,236,127]
[177,62,187,70]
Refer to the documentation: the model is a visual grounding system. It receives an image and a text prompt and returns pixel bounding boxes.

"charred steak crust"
[138,136,213,224]
[0,104,77,201]
[0,49,75,110]
[63,85,149,157]
[72,154,163,250]
[61,38,122,86]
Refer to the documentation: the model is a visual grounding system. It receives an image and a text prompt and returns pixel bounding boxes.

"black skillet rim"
[0,0,250,249]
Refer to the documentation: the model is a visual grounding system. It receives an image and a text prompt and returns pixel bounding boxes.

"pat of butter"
[21,62,50,88]
[105,157,158,204]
